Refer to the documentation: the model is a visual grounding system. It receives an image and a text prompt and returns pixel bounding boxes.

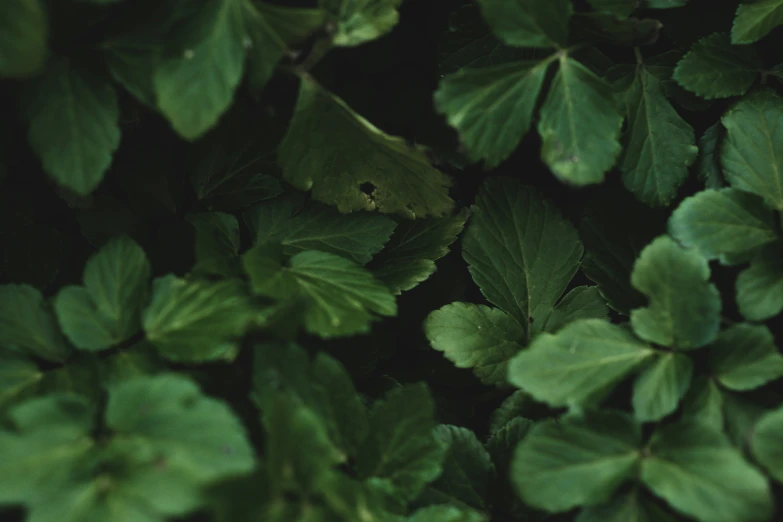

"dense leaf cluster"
[3,0,783,521]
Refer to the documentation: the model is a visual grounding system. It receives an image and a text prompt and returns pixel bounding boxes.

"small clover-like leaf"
[630,236,721,349]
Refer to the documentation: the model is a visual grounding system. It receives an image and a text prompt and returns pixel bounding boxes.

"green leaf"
[736,242,783,321]
[425,303,524,386]
[242,2,291,93]
[580,199,664,315]
[0,394,95,504]
[587,0,638,17]
[357,383,446,503]
[477,0,572,48]
[311,352,370,458]
[53,237,151,351]
[434,60,550,168]
[708,323,783,391]
[618,67,697,206]
[424,425,495,510]
[320,0,402,47]
[732,0,783,44]
[142,275,254,361]
[630,236,721,349]
[538,56,624,185]
[632,352,693,422]
[641,421,772,522]
[243,248,396,338]
[0,351,42,411]
[669,188,779,260]
[488,391,537,434]
[751,405,783,483]
[577,487,679,522]
[512,411,642,512]
[368,210,467,294]
[682,377,725,432]
[462,177,583,333]
[673,33,761,99]
[721,89,783,211]
[188,212,242,278]
[265,394,344,492]
[437,4,526,75]
[153,0,249,139]
[697,123,725,189]
[408,505,487,522]
[0,0,47,77]
[487,417,535,518]
[508,319,655,408]
[99,341,164,385]
[542,286,610,332]
[0,284,70,362]
[107,373,255,480]
[26,59,120,195]
[244,193,397,264]
[279,77,452,218]
[255,3,326,47]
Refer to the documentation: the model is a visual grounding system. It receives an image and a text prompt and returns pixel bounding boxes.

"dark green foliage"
[3,1,783,521]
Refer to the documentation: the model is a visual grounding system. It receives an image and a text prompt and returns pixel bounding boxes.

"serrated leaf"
[153,0,248,139]
[721,89,783,211]
[708,323,783,391]
[0,394,95,503]
[487,417,536,518]
[189,119,284,211]
[425,303,524,386]
[368,210,467,294]
[573,13,663,47]
[0,351,42,411]
[673,33,761,99]
[736,242,783,321]
[618,67,697,206]
[538,56,623,185]
[0,284,70,362]
[279,77,453,218]
[642,421,772,522]
[26,59,120,195]
[542,286,609,332]
[751,405,783,483]
[99,342,164,385]
[580,200,664,315]
[142,275,254,362]
[478,0,572,48]
[107,374,255,480]
[437,4,527,75]
[669,188,779,260]
[434,60,550,168]
[697,123,725,188]
[488,391,536,434]
[423,425,495,510]
[243,248,396,338]
[244,193,397,264]
[320,0,402,47]
[644,0,689,7]
[265,394,343,492]
[577,487,679,522]
[0,0,47,77]
[512,411,641,512]
[462,177,583,334]
[732,0,783,44]
[53,237,151,351]
[188,212,241,277]
[357,383,446,503]
[508,319,655,408]
[632,352,693,422]
[630,236,721,349]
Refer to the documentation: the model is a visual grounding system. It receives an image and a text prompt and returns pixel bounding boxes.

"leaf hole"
[359,182,376,195]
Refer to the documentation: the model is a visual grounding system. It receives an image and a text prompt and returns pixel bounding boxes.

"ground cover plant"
[4,0,783,520]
